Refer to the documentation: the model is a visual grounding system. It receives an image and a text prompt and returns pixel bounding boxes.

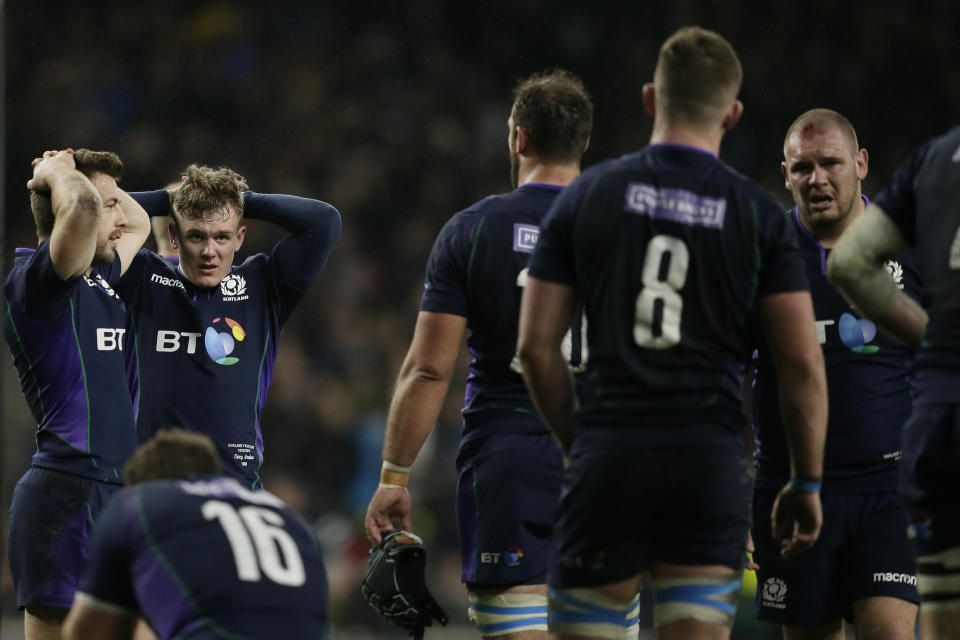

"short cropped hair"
[29,149,124,238]
[654,27,743,127]
[173,164,248,223]
[783,108,860,158]
[123,428,223,485]
[512,69,593,164]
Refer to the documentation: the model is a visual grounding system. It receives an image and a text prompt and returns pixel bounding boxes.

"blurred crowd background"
[3,1,959,637]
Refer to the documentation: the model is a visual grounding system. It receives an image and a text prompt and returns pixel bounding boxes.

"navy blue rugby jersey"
[753,206,920,491]
[77,476,329,640]
[119,193,341,486]
[421,183,585,442]
[874,126,960,400]
[3,243,137,482]
[528,144,807,444]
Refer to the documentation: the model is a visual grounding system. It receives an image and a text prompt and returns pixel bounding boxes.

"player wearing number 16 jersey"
[364,69,601,639]
[63,429,330,640]
[519,27,827,640]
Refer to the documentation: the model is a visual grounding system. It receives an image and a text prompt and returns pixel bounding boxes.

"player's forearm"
[51,170,101,225]
[519,349,577,450]
[244,192,342,289]
[830,261,927,346]
[778,361,827,481]
[381,367,452,467]
[118,189,150,241]
[48,172,103,278]
[827,203,912,321]
[130,190,172,217]
[873,290,929,346]
[243,192,341,236]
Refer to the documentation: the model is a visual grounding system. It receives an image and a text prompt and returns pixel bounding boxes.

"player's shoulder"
[236,252,269,271]
[914,125,960,170]
[5,247,41,283]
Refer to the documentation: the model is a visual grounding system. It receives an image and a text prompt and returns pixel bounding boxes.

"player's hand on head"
[27,148,76,190]
[364,486,413,546]
[770,484,822,558]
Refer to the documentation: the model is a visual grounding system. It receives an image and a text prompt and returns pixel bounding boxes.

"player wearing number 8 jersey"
[63,429,330,640]
[519,27,827,640]
[364,69,604,639]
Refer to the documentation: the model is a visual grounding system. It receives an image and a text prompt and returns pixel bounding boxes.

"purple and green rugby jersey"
[754,206,921,492]
[3,242,136,482]
[120,192,341,487]
[529,144,808,445]
[77,476,329,640]
[421,183,576,444]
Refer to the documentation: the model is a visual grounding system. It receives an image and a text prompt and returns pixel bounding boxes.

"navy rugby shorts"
[456,433,564,587]
[8,466,121,609]
[752,488,918,624]
[550,437,750,588]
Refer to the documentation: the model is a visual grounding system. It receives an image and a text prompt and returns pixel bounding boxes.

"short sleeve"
[11,243,78,319]
[526,182,580,286]
[420,213,472,317]
[757,203,808,297]
[78,489,140,613]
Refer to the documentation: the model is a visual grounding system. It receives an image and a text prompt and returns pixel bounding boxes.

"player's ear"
[168,222,178,249]
[722,99,743,131]
[235,225,246,249]
[516,126,529,155]
[642,83,656,117]
[781,161,790,190]
[856,147,869,181]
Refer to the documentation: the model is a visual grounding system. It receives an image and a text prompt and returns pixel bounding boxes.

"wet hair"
[123,428,223,485]
[653,26,743,128]
[511,68,593,164]
[172,164,248,223]
[29,149,124,238]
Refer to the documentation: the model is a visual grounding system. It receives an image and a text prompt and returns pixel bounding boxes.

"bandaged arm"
[827,203,928,346]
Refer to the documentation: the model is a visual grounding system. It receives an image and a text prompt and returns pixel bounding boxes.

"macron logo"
[514,224,539,253]
[151,273,185,290]
[873,572,916,585]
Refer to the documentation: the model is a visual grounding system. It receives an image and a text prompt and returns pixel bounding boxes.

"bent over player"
[752,109,919,639]
[4,149,150,640]
[364,69,603,639]
[518,27,827,640]
[63,429,331,640]
[828,125,960,640]
[123,166,341,487]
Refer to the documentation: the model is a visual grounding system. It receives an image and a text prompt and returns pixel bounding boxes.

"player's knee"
[547,587,638,640]
[918,545,960,612]
[467,591,548,636]
[652,574,741,628]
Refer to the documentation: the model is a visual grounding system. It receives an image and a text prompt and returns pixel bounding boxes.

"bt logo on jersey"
[96,328,126,351]
[154,317,246,365]
[204,317,246,365]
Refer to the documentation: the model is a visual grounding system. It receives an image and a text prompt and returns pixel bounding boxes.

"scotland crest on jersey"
[884,260,904,289]
[220,274,248,301]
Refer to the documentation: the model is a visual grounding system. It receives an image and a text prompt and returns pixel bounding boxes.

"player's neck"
[519,162,581,188]
[649,123,722,156]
